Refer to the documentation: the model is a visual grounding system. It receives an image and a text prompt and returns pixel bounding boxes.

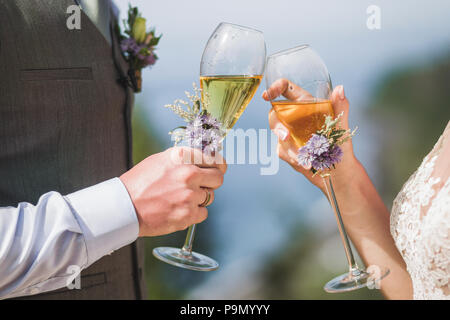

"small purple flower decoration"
[329,144,343,163]
[121,40,157,68]
[298,143,343,171]
[310,145,343,171]
[143,53,156,66]
[121,38,139,54]
[185,113,225,153]
[298,146,315,168]
[165,83,227,153]
[307,134,330,155]
[297,113,356,175]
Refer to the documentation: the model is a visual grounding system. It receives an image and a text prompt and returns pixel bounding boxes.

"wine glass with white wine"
[153,22,266,271]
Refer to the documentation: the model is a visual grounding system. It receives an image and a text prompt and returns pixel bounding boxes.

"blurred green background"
[120,0,450,300]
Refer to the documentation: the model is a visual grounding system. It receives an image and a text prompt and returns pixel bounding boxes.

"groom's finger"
[174,147,227,175]
[192,207,209,225]
[187,187,215,208]
[196,152,227,175]
[196,167,224,189]
[197,188,214,207]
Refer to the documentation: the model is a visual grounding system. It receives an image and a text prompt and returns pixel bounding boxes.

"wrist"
[66,178,139,265]
[319,157,373,219]
[119,175,144,237]
[319,154,364,193]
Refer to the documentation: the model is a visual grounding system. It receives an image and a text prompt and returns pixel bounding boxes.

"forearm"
[0,192,88,299]
[326,159,413,299]
[0,178,138,299]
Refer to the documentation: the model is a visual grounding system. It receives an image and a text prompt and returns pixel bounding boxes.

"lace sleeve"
[390,121,450,300]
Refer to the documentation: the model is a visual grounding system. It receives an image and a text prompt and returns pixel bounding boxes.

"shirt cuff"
[65,178,139,266]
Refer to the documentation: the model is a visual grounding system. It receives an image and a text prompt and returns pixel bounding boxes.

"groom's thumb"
[331,85,349,129]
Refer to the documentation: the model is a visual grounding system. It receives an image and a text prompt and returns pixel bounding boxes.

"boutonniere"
[117,5,161,93]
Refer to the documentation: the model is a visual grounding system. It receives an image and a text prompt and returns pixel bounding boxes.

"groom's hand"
[120,147,227,237]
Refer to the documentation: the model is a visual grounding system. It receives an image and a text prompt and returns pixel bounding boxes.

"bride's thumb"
[331,85,349,128]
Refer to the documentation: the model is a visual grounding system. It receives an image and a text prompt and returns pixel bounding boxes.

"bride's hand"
[262,79,359,191]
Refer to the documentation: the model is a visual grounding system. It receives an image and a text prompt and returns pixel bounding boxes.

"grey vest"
[0,0,147,299]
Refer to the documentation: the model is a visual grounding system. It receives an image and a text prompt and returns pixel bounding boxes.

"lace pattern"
[391,122,450,300]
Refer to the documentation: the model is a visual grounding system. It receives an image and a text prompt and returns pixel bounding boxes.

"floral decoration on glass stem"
[298,112,357,177]
[165,83,226,154]
[117,5,161,93]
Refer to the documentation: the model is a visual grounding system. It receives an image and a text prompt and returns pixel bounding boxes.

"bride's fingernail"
[274,128,288,141]
[338,85,345,100]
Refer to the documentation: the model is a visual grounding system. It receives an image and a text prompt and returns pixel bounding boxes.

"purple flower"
[121,38,157,68]
[297,135,343,172]
[143,54,156,66]
[185,113,224,152]
[306,134,330,155]
[199,113,221,129]
[328,145,343,163]
[120,38,139,53]
[298,146,315,167]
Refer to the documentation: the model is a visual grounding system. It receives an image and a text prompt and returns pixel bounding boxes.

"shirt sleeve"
[0,178,139,299]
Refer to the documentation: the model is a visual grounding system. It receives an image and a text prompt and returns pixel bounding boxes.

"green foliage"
[368,52,450,202]
[258,202,383,300]
[148,30,162,47]
[125,4,141,37]
[261,231,384,300]
[318,112,357,146]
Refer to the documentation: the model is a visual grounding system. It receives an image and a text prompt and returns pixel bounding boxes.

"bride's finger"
[331,85,349,129]
[268,109,289,140]
[269,109,300,162]
[263,78,313,101]
[277,142,296,165]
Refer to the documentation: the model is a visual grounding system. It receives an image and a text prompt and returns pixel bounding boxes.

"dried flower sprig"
[298,112,357,176]
[164,83,203,123]
[165,83,226,152]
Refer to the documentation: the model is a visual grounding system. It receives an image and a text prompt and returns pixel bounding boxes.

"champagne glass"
[265,45,389,292]
[153,22,266,271]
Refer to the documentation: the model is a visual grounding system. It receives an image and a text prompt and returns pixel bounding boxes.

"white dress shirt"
[0,178,139,299]
[77,0,112,45]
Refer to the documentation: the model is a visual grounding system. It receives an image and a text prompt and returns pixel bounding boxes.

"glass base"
[152,247,219,272]
[324,267,390,293]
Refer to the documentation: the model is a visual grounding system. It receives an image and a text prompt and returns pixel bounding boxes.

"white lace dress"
[391,121,450,300]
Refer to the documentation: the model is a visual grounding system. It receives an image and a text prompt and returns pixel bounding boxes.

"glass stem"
[181,224,197,256]
[322,174,359,275]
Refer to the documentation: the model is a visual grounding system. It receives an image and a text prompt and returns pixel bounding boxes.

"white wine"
[200,75,262,129]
